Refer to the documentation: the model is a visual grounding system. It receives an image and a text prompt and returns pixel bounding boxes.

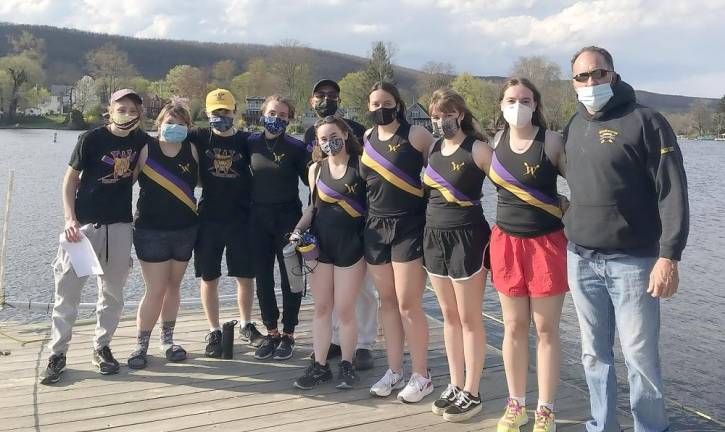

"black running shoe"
[432,384,461,415]
[254,334,281,360]
[293,361,333,390]
[336,360,358,389]
[205,330,222,358]
[443,391,482,422]
[92,346,120,375]
[309,342,342,362]
[353,348,374,371]
[240,322,265,347]
[40,353,66,385]
[273,334,295,360]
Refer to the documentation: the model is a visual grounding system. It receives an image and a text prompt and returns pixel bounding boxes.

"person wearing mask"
[127,99,199,369]
[303,79,376,371]
[488,78,567,432]
[565,46,689,432]
[292,116,367,390]
[41,89,148,384]
[362,82,436,403]
[249,95,311,361]
[188,89,263,358]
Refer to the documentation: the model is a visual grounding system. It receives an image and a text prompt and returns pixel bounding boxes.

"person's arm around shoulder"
[409,125,435,164]
[190,142,201,186]
[133,144,149,184]
[544,130,570,213]
[291,161,319,241]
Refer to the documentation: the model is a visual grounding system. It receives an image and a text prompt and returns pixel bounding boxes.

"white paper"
[59,233,104,277]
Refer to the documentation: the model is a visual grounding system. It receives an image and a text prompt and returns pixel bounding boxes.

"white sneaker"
[397,372,434,403]
[369,368,405,397]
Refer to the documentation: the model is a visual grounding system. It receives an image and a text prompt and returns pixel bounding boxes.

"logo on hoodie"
[598,129,619,144]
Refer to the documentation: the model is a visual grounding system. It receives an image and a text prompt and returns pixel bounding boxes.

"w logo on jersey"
[524,162,540,177]
[451,161,465,172]
[388,143,401,153]
[344,183,358,194]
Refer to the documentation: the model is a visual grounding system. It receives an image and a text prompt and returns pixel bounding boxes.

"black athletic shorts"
[423,222,491,280]
[313,224,364,268]
[364,212,425,265]
[194,219,255,281]
[133,225,198,263]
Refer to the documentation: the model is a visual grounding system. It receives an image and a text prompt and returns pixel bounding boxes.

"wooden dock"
[0,304,633,431]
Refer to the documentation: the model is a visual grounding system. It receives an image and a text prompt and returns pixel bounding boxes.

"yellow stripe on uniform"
[661,146,674,155]
[142,165,198,214]
[422,173,475,207]
[317,188,362,218]
[488,169,562,218]
[361,152,424,197]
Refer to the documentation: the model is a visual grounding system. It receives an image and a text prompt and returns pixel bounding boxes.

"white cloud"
[351,23,385,34]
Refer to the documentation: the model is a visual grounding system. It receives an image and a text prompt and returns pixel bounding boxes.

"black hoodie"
[563,80,689,260]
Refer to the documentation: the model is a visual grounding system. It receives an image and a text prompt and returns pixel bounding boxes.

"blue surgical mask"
[209,115,234,132]
[159,123,188,143]
[576,83,614,112]
[260,115,289,135]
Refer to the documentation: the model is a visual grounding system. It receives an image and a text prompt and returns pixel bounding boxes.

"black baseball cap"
[312,79,340,94]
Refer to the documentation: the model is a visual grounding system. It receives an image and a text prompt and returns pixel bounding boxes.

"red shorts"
[489,225,569,298]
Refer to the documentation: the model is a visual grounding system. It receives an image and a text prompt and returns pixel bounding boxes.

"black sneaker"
[309,343,342,362]
[443,391,482,422]
[205,330,222,358]
[336,360,358,389]
[40,353,66,385]
[353,348,374,370]
[254,334,281,360]
[240,322,265,347]
[431,384,461,415]
[293,361,333,390]
[273,334,295,360]
[92,346,120,375]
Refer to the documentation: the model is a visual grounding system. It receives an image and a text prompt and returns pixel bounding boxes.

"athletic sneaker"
[92,346,120,375]
[273,334,295,360]
[369,368,405,397]
[205,330,223,358]
[254,334,281,360]
[353,348,374,370]
[337,360,359,389]
[443,391,482,422]
[240,322,265,347]
[432,384,461,415]
[533,406,556,432]
[294,361,333,390]
[309,343,342,362]
[497,398,529,432]
[40,353,66,385]
[396,372,434,403]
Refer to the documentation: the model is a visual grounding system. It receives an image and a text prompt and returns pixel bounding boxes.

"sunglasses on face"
[573,69,614,82]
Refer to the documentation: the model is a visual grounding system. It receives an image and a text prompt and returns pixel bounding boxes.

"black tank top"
[135,139,198,230]
[423,136,486,228]
[490,127,563,237]
[313,155,366,231]
[360,123,425,217]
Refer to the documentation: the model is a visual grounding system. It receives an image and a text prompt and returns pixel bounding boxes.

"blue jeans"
[568,250,669,432]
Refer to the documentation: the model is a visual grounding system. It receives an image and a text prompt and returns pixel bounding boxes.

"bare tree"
[271,39,313,112]
[415,61,455,106]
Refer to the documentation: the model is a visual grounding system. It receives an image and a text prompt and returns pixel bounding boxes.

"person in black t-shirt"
[189,89,264,358]
[41,89,149,385]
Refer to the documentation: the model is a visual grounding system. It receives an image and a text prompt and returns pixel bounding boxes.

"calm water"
[0,129,722,424]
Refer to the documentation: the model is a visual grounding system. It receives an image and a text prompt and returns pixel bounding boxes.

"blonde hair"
[155,97,192,128]
[260,94,296,120]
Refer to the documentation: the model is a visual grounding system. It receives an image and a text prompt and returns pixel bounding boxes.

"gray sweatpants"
[48,223,133,356]
[332,271,378,350]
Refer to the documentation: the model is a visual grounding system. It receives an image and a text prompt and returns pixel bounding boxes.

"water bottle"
[283,242,305,294]
[222,320,238,359]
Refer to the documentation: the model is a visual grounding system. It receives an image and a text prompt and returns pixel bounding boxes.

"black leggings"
[252,202,303,334]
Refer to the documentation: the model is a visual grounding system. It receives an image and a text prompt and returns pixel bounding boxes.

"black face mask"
[314,99,338,117]
[368,107,397,126]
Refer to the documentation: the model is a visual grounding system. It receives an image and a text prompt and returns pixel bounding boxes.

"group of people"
[39,45,688,432]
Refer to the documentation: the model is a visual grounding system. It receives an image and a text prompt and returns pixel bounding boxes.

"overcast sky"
[2,0,724,98]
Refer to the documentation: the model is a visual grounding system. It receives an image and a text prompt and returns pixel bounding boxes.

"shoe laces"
[48,354,63,368]
[440,384,460,401]
[205,331,221,344]
[406,373,430,392]
[339,360,353,375]
[505,398,524,420]
[453,391,473,409]
[379,368,400,387]
[98,346,113,360]
[535,406,554,426]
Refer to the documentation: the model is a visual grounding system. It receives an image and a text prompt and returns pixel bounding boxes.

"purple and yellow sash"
[142,158,197,213]
[316,179,365,218]
[489,153,562,218]
[361,139,424,197]
[423,165,480,207]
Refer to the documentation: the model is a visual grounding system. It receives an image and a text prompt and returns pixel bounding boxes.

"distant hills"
[0,22,718,114]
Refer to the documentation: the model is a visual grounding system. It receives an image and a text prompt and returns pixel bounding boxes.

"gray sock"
[160,321,176,351]
[135,330,151,354]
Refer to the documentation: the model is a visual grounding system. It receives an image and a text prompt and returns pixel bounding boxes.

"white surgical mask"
[502,102,533,128]
[576,83,614,112]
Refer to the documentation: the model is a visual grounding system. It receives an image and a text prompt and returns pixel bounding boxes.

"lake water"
[0,129,722,426]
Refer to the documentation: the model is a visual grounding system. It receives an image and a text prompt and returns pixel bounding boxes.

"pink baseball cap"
[109,88,142,104]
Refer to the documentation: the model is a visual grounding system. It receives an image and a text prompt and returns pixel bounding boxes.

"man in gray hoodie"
[564,46,689,432]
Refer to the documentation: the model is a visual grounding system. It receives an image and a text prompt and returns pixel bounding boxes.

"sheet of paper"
[59,233,104,277]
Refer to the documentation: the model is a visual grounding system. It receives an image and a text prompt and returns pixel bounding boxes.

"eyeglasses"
[573,69,614,82]
[313,92,340,100]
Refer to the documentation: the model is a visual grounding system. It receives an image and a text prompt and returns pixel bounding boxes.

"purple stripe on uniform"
[425,165,479,204]
[491,152,558,206]
[363,138,421,187]
[101,155,115,166]
[145,157,196,203]
[317,179,366,214]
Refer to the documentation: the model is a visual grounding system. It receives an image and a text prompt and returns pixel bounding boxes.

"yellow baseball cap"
[206,89,236,112]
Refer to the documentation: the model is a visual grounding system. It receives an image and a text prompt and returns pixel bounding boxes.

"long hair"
[368,81,408,125]
[429,88,486,141]
[260,94,296,120]
[312,117,362,163]
[497,77,547,129]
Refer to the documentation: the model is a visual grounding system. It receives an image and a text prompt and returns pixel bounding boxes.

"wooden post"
[0,170,14,306]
